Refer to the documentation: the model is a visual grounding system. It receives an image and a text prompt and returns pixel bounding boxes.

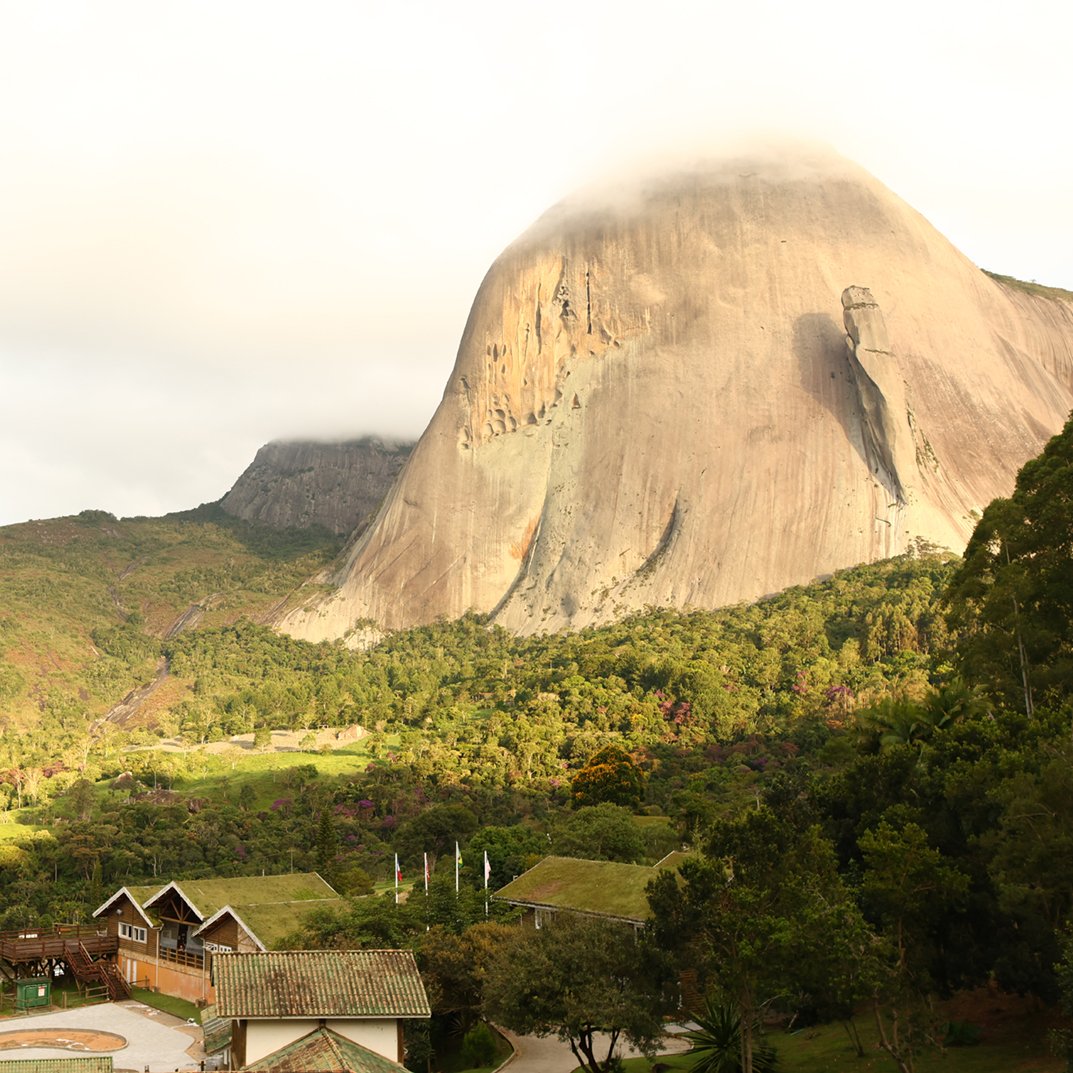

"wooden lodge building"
[91,873,344,1004]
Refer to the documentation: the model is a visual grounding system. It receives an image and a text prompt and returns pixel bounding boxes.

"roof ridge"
[228,895,342,906]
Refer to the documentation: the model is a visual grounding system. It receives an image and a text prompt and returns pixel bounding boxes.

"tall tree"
[571,745,644,809]
[552,803,645,863]
[946,414,1073,713]
[483,913,666,1073]
[648,807,872,1073]
[858,821,969,1073]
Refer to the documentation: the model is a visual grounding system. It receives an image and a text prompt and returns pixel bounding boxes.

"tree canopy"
[483,913,667,1073]
[946,412,1073,713]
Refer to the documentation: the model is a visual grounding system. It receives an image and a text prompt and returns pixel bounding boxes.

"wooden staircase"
[64,939,131,1001]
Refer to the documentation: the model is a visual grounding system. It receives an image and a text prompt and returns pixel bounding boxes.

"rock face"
[841,286,916,507]
[221,438,412,535]
[280,146,1073,642]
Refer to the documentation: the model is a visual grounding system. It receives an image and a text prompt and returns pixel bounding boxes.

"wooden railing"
[158,946,205,970]
[0,925,128,1002]
[0,926,116,963]
[63,940,131,1001]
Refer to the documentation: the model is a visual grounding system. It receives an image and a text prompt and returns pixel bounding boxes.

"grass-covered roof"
[493,855,683,923]
[146,873,337,919]
[222,898,346,950]
[99,874,339,947]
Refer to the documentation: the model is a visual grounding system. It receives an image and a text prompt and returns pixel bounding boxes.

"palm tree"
[682,995,777,1073]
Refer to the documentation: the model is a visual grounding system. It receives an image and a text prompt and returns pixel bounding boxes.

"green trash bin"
[15,977,50,1010]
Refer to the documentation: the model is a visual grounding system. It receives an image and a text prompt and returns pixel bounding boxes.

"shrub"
[460,1021,498,1068]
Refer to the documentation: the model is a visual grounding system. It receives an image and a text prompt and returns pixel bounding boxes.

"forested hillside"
[0,416,1071,1072]
[0,504,340,757]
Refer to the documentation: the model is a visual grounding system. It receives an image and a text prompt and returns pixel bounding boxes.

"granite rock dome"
[281,147,1073,640]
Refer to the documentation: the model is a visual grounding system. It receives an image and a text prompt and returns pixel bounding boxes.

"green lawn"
[0,733,399,833]
[598,1005,1061,1073]
[130,986,201,1023]
[171,736,397,808]
[770,1023,1059,1072]
[0,813,49,841]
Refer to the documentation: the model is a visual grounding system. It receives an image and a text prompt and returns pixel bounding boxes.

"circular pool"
[0,1027,127,1051]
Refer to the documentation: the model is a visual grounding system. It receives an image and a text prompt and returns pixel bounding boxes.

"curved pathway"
[497,1025,692,1073]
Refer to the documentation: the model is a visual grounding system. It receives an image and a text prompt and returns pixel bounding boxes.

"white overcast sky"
[1,0,1071,527]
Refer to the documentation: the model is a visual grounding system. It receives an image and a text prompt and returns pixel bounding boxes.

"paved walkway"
[0,1000,203,1071]
[497,1025,693,1073]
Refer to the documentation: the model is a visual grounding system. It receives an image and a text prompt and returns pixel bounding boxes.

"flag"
[483,850,491,889]
[455,841,462,894]
[395,854,403,883]
[423,852,430,894]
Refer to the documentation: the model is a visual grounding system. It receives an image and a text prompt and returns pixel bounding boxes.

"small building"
[92,873,344,1004]
[492,852,689,929]
[212,949,430,1069]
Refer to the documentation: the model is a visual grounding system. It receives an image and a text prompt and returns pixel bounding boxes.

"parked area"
[0,1000,202,1071]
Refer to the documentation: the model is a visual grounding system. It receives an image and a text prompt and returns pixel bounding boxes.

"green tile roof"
[0,1062,113,1073]
[200,1003,232,1055]
[244,1027,410,1073]
[493,855,682,923]
[213,950,430,1019]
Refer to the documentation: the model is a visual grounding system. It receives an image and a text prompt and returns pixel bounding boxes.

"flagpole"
[394,854,399,905]
[424,851,430,931]
[455,841,460,894]
[484,850,490,917]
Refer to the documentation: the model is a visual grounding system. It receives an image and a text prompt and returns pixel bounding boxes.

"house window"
[118,923,147,943]
[203,942,233,953]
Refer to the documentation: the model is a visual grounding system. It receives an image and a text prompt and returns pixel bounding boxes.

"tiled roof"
[0,1061,113,1073]
[213,950,430,1019]
[199,1003,232,1055]
[244,1027,410,1073]
[493,855,684,923]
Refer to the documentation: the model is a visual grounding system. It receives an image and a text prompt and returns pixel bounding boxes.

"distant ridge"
[279,145,1073,641]
[221,437,412,536]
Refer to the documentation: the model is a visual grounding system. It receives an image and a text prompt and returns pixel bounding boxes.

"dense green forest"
[1,416,1072,1072]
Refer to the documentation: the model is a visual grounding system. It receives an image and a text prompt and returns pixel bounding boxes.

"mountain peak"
[280,148,1073,640]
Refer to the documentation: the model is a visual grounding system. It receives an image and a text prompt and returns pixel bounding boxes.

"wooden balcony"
[158,946,205,970]
[0,925,116,964]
